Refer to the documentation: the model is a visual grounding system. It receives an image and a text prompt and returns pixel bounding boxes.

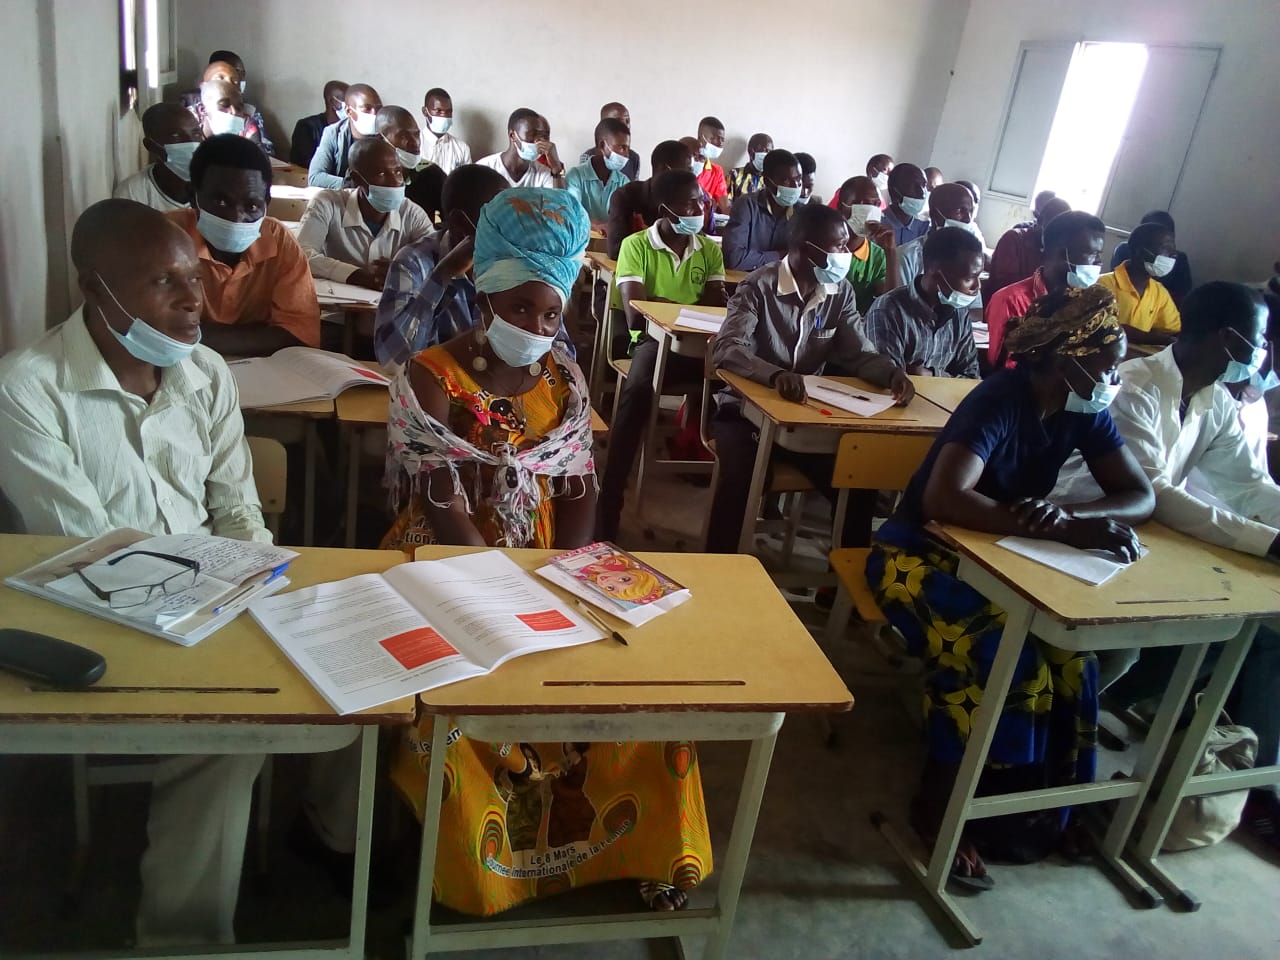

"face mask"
[386,140,421,170]
[898,191,927,218]
[846,203,881,236]
[196,205,262,253]
[701,142,723,160]
[427,115,452,135]
[1145,254,1176,278]
[771,182,802,207]
[1064,360,1120,414]
[1220,334,1268,384]
[689,157,704,176]
[796,194,810,204]
[207,110,246,136]
[1250,369,1280,394]
[162,140,200,181]
[937,273,978,309]
[602,148,629,172]
[515,137,540,162]
[238,80,246,94]
[484,301,556,368]
[96,273,198,368]
[751,151,768,171]
[351,109,378,136]
[872,171,889,192]
[943,217,980,238]
[363,181,405,214]
[662,204,703,236]
[807,243,852,285]
[1066,262,1101,288]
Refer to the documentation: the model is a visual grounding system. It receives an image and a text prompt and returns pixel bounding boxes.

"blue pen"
[814,313,824,331]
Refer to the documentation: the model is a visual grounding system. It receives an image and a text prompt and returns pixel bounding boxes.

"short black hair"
[1128,222,1173,259]
[208,49,241,65]
[1042,210,1106,255]
[762,148,798,181]
[70,198,174,274]
[698,116,724,134]
[1180,282,1265,343]
[189,133,272,191]
[593,116,629,145]
[507,107,539,133]
[1139,210,1176,233]
[652,170,700,209]
[441,164,508,219]
[922,225,983,269]
[788,202,845,249]
[424,87,450,104]
[650,139,689,171]
[867,153,892,169]
[887,162,922,194]
[795,152,816,176]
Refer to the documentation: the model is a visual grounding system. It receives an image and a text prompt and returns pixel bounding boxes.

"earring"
[528,362,542,377]
[472,355,488,372]
[472,327,488,372]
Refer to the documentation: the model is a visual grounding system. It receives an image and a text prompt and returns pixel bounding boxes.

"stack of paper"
[995,536,1147,586]
[230,347,389,408]
[673,308,725,333]
[803,376,898,417]
[314,279,381,305]
[972,321,990,348]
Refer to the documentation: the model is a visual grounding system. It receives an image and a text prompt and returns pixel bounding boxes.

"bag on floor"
[1158,713,1257,852]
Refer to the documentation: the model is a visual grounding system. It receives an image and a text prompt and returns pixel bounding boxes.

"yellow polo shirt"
[1097,261,1181,333]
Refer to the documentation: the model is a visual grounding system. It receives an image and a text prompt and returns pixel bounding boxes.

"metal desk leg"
[587,270,606,409]
[635,329,672,513]
[303,420,318,547]
[1130,623,1258,909]
[735,419,777,555]
[409,719,452,959]
[346,726,378,959]
[344,423,360,549]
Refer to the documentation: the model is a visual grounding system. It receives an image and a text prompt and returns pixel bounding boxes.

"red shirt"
[985,222,1042,303]
[697,160,727,201]
[985,268,1048,368]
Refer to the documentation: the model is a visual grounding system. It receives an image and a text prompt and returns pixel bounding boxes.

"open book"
[995,536,1147,586]
[6,530,296,646]
[537,542,690,627]
[229,347,389,408]
[249,551,604,714]
[803,376,898,417]
[314,278,381,305]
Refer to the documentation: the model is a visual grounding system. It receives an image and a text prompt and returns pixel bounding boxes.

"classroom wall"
[928,0,1280,286]
[172,0,968,200]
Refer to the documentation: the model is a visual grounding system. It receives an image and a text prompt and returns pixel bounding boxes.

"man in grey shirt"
[863,226,983,379]
[706,203,913,552]
[308,83,383,188]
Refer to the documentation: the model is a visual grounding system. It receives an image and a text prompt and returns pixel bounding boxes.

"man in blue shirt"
[308,83,382,189]
[722,149,803,272]
[883,162,931,247]
[565,117,631,224]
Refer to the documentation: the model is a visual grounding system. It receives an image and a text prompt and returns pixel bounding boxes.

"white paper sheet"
[803,376,898,417]
[672,308,725,333]
[995,537,1147,586]
[314,279,381,304]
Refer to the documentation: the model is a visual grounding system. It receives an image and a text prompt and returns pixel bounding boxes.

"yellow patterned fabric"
[390,722,712,916]
[1004,284,1123,361]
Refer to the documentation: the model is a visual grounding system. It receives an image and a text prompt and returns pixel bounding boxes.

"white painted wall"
[172,0,967,198]
[928,0,1280,285]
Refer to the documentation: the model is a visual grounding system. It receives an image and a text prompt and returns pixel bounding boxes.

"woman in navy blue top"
[867,285,1154,888]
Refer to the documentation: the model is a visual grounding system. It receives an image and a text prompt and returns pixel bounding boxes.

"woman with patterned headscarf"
[385,187,712,916]
[865,284,1155,889]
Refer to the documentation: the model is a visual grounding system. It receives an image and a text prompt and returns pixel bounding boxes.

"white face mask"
[845,203,881,236]
[1146,254,1176,278]
[872,171,889,192]
[207,110,245,136]
[515,137,540,162]
[384,136,421,170]
[427,115,452,135]
[943,217,981,239]
[351,109,378,136]
[484,299,557,368]
[701,142,723,160]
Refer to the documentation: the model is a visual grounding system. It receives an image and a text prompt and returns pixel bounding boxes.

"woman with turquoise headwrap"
[385,188,713,915]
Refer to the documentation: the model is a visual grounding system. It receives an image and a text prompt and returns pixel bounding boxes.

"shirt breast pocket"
[812,327,836,340]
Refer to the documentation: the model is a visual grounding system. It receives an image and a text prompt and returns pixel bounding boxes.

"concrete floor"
[2,471,1278,958]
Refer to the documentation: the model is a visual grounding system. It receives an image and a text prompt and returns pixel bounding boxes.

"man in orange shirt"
[167,134,320,356]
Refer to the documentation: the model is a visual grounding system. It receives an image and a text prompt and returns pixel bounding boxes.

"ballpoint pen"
[574,600,628,646]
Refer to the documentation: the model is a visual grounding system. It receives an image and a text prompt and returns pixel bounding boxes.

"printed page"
[385,551,602,672]
[249,574,484,714]
[314,279,382,305]
[995,537,1148,586]
[137,533,296,585]
[46,548,236,627]
[673,308,725,333]
[272,347,389,395]
[804,376,898,417]
[229,357,328,408]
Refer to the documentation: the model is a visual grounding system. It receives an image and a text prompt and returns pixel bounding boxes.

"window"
[988,41,1220,229]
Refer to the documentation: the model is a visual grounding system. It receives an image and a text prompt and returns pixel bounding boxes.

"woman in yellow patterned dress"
[384,187,711,914]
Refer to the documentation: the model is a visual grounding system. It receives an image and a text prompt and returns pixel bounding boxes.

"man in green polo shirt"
[597,169,727,540]
[834,174,899,313]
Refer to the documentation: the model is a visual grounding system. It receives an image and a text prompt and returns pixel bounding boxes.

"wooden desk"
[317,301,379,357]
[719,370,951,553]
[879,521,1280,944]
[407,545,851,958]
[241,396,336,547]
[909,375,980,414]
[270,162,311,189]
[0,536,414,960]
[584,252,619,408]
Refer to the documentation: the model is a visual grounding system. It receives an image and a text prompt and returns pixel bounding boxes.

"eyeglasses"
[76,550,201,609]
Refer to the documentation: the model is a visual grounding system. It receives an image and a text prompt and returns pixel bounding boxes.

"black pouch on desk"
[0,629,106,688]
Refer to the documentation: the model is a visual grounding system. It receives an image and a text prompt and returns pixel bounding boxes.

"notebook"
[995,536,1147,586]
[802,376,898,417]
[228,347,389,408]
[536,542,690,627]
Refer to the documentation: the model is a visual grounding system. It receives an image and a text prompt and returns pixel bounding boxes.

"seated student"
[477,108,566,188]
[924,165,944,190]
[383,187,709,916]
[308,83,383,189]
[893,181,980,287]
[728,132,774,199]
[296,138,433,291]
[986,194,1072,300]
[882,162,930,247]
[597,170,728,540]
[1109,210,1193,306]
[197,79,268,153]
[694,115,731,214]
[795,152,821,205]
[577,101,640,181]
[420,87,472,175]
[604,139,694,259]
[167,134,320,355]
[722,149,803,271]
[954,179,986,248]
[679,136,720,232]
[986,210,1106,368]
[867,153,894,207]
[565,117,631,225]
[868,285,1154,887]
[1053,282,1280,848]
[290,80,347,168]
[864,226,982,379]
[705,204,915,553]
[833,175,898,313]
[378,105,446,222]
[200,57,274,156]
[1097,221,1181,346]
[114,103,204,212]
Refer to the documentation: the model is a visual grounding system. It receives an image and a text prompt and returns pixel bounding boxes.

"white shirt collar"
[645,221,705,269]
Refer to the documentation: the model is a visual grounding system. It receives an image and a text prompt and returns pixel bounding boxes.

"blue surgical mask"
[1064,360,1120,414]
[207,111,246,136]
[899,192,927,218]
[1145,254,1176,278]
[1250,369,1280,394]
[1220,331,1268,384]
[936,274,978,309]
[943,217,980,239]
[806,242,852,285]
[483,297,557,368]
[426,115,452,135]
[751,151,768,171]
[360,178,405,213]
[1066,262,1101,288]
[351,110,378,136]
[162,140,200,181]
[701,142,723,160]
[689,157,704,176]
[663,204,703,236]
[96,273,199,368]
[772,181,802,207]
[196,205,263,253]
[602,148,629,172]
[515,137,540,162]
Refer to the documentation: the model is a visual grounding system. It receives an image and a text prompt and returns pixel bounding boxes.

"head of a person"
[1033,189,1058,220]
[1004,285,1127,401]
[141,102,203,164]
[1178,282,1268,385]
[866,154,894,181]
[923,166,944,190]
[795,152,817,202]
[507,108,548,154]
[836,176,882,235]
[887,162,927,209]
[928,182,975,229]
[202,60,238,86]
[1040,210,1106,288]
[920,226,985,304]
[653,170,704,231]
[376,105,421,162]
[472,188,590,358]
[594,117,631,171]
[1036,197,1072,232]
[440,163,507,244]
[956,179,981,212]
[207,50,245,84]
[199,78,245,121]
[747,133,774,171]
[344,83,383,134]
[763,149,802,206]
[190,132,272,229]
[349,137,404,203]
[788,202,851,283]
[422,87,453,134]
[697,116,725,159]
[72,198,204,350]
[600,101,630,130]
[673,137,700,174]
[1139,210,1176,242]
[1126,221,1176,275]
[323,79,348,118]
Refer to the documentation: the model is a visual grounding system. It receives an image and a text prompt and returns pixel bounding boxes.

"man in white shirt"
[0,199,364,944]
[476,108,566,189]
[113,103,203,213]
[296,137,434,290]
[420,86,471,174]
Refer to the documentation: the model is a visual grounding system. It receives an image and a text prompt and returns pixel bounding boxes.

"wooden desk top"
[242,397,335,418]
[932,521,1280,627]
[910,376,980,414]
[586,251,617,272]
[633,301,727,335]
[270,163,311,189]
[719,371,951,434]
[412,547,853,715]
[335,385,606,434]
[326,301,379,314]
[0,537,415,724]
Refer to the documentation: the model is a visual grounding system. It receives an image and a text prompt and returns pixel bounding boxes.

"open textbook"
[249,551,605,714]
[6,530,296,646]
[995,536,1148,586]
[803,376,898,418]
[229,347,389,408]
[314,278,381,305]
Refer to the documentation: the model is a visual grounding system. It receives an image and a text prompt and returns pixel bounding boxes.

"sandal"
[638,881,689,911]
[948,840,995,892]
